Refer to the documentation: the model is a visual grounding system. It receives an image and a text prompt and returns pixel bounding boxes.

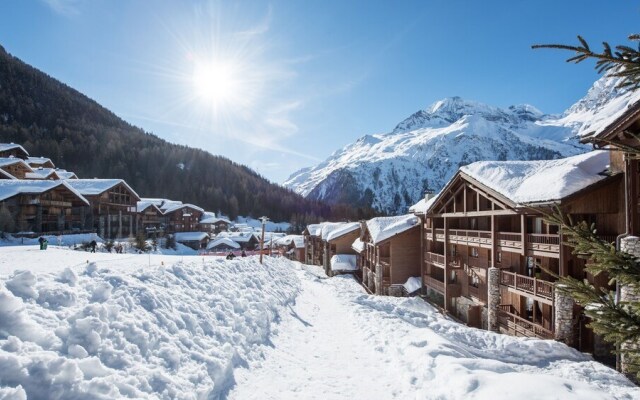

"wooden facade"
[303,226,325,266]
[163,204,204,233]
[417,170,623,353]
[0,144,29,160]
[137,202,164,237]
[0,181,90,233]
[0,159,33,179]
[67,180,141,239]
[359,218,421,296]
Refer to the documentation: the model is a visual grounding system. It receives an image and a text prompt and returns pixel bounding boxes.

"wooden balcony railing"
[527,233,559,245]
[498,309,553,339]
[500,270,554,301]
[448,229,492,245]
[435,228,445,241]
[424,251,445,267]
[424,275,444,294]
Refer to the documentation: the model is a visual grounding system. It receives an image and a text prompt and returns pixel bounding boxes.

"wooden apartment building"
[356,215,421,296]
[414,150,622,355]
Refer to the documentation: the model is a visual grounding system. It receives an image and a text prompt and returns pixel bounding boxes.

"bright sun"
[191,61,242,109]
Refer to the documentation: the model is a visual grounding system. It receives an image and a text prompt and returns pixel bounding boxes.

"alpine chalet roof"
[366,214,419,245]
[207,237,240,250]
[66,179,141,200]
[306,223,324,237]
[0,158,33,170]
[275,235,305,248]
[459,150,611,205]
[0,144,29,157]
[409,194,439,215]
[325,222,360,242]
[0,180,89,205]
[163,203,204,215]
[26,157,54,167]
[174,232,209,242]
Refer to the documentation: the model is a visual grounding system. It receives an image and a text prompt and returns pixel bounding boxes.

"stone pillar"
[367,270,375,292]
[554,288,575,346]
[375,263,383,295]
[487,267,501,333]
[619,236,640,377]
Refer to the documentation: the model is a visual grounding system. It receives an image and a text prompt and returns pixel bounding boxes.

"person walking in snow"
[241,250,247,257]
[38,236,45,250]
[90,240,97,253]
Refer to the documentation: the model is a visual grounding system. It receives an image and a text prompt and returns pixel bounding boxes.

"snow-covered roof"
[403,277,422,294]
[351,238,365,253]
[206,237,240,250]
[66,179,141,200]
[0,180,89,205]
[326,222,360,242]
[26,157,54,167]
[306,223,324,237]
[275,235,305,248]
[174,232,209,242]
[0,158,32,170]
[201,216,230,224]
[409,194,439,215]
[136,200,163,213]
[0,143,28,156]
[55,169,77,179]
[0,169,16,180]
[460,150,611,205]
[366,214,420,245]
[163,203,204,215]
[140,198,183,211]
[24,168,59,180]
[216,232,256,243]
[330,254,358,272]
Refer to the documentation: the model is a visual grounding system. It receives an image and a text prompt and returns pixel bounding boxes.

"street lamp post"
[259,216,269,264]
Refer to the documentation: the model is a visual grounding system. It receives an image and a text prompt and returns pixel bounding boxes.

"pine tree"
[133,232,149,253]
[533,34,640,90]
[535,32,640,379]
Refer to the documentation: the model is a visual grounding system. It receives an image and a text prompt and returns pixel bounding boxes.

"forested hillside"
[0,45,375,225]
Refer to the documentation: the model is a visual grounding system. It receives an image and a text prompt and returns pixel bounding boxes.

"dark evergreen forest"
[0,45,376,229]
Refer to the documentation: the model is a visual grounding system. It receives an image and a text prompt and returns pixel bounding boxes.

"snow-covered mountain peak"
[565,73,626,115]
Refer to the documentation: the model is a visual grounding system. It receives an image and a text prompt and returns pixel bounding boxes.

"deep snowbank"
[0,257,299,399]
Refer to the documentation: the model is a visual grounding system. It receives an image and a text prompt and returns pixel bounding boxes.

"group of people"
[225,250,247,260]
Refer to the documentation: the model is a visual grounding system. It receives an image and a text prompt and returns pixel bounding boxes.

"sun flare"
[191,60,242,110]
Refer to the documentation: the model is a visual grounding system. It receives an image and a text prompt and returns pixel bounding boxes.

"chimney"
[424,190,435,201]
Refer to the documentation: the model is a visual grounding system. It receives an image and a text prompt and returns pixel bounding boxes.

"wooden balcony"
[424,251,445,268]
[498,232,522,250]
[527,234,560,254]
[435,228,445,241]
[498,306,553,339]
[448,229,492,246]
[500,270,554,304]
[424,275,444,294]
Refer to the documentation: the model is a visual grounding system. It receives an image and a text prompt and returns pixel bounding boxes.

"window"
[470,247,479,258]
[497,251,502,263]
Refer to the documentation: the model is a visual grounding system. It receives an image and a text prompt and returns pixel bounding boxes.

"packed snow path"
[229,266,401,399]
[229,263,639,400]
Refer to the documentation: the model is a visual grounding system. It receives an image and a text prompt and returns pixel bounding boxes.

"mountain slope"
[0,44,361,223]
[284,80,626,214]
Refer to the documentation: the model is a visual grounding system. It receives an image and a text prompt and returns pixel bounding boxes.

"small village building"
[0,180,90,233]
[0,144,29,160]
[413,150,622,356]
[0,158,34,179]
[357,215,421,296]
[303,224,325,266]
[26,157,55,169]
[321,222,361,276]
[200,214,230,234]
[136,200,165,237]
[216,231,259,250]
[174,231,210,250]
[66,179,141,239]
[162,203,205,233]
[206,237,241,253]
[274,235,305,261]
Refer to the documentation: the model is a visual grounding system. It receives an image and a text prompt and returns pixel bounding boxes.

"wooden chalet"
[0,180,90,233]
[413,151,622,356]
[276,235,305,261]
[199,213,230,234]
[357,215,421,296]
[162,203,205,233]
[66,179,141,239]
[136,201,165,237]
[321,222,361,276]
[26,157,55,169]
[174,232,210,250]
[0,144,29,160]
[206,237,241,253]
[0,158,34,179]
[303,224,325,266]
[24,168,61,180]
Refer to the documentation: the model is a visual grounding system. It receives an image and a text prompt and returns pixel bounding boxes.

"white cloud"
[41,0,80,16]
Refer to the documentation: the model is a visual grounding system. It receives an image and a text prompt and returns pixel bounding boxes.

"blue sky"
[1,1,638,183]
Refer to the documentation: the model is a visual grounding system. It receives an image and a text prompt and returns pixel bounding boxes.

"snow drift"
[0,257,299,399]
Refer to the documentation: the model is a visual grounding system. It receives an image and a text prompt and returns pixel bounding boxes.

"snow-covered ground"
[0,249,638,399]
